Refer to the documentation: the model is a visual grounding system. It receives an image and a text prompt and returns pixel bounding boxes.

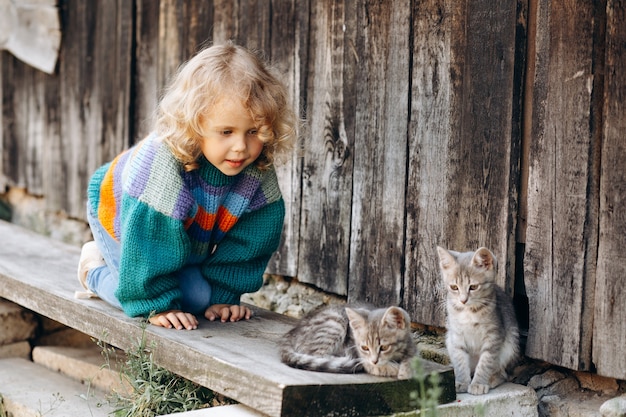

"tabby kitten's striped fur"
[280,304,416,379]
[437,246,520,395]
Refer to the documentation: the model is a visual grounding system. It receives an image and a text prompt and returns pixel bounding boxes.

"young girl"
[77,42,297,330]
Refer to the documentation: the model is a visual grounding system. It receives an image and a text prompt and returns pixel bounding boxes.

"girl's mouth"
[226,159,244,168]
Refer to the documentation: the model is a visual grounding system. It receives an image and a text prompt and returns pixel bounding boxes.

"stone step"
[32,345,130,395]
[28,345,268,416]
[0,299,37,346]
[0,357,117,417]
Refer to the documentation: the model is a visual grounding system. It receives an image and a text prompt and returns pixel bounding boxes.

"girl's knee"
[178,267,212,314]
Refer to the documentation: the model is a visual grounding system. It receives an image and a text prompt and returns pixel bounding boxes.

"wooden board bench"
[0,219,455,417]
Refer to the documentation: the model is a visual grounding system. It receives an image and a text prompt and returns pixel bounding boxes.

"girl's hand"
[149,310,198,330]
[204,304,252,322]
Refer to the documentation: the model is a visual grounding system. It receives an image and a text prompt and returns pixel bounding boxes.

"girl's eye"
[469,284,479,291]
[220,130,232,136]
[247,129,258,136]
[450,285,458,291]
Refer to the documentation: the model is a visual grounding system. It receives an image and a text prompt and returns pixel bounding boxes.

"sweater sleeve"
[114,195,191,317]
[201,198,285,305]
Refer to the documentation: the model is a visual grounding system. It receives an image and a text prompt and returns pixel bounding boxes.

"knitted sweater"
[87,133,285,317]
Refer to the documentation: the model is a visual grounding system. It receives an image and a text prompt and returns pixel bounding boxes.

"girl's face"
[199,96,264,176]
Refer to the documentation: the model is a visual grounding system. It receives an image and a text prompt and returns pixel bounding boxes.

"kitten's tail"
[280,349,363,373]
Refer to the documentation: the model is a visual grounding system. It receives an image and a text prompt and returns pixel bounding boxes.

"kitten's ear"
[382,307,410,330]
[472,247,497,271]
[345,307,366,330]
[437,246,456,270]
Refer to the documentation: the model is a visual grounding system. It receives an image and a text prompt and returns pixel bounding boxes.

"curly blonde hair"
[155,41,297,171]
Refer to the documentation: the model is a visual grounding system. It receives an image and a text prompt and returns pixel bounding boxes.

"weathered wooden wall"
[1,0,625,379]
[523,0,625,379]
[593,0,626,381]
[524,0,601,374]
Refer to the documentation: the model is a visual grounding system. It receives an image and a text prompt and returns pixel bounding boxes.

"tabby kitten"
[280,304,416,379]
[437,246,520,395]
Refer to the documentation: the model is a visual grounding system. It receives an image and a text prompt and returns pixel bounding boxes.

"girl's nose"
[231,134,247,152]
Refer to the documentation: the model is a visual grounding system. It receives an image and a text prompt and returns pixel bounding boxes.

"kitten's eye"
[380,345,389,352]
[449,285,458,291]
[361,345,369,352]
[469,284,479,291]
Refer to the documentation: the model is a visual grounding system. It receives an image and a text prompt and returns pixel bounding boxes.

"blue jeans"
[86,205,212,315]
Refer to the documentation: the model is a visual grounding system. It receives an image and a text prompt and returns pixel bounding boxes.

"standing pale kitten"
[280,304,416,379]
[437,246,520,395]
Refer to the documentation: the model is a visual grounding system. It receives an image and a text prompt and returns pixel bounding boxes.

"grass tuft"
[97,320,232,417]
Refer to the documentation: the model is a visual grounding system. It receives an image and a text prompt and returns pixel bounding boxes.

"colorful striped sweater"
[87,133,285,318]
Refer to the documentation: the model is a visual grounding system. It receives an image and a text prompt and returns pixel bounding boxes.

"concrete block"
[0,357,116,417]
[32,345,130,395]
[0,299,37,344]
[0,340,31,359]
[393,383,539,417]
[601,395,626,417]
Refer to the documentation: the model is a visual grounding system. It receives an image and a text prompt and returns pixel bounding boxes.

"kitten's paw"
[468,383,490,395]
[397,361,414,379]
[455,382,469,393]
[489,374,506,388]
[365,363,399,377]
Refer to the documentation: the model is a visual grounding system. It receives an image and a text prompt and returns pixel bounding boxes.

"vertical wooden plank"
[297,0,356,295]
[147,0,214,140]
[183,1,214,53]
[593,0,626,381]
[0,56,55,196]
[29,70,60,197]
[158,0,184,87]
[211,0,270,51]
[19,68,44,194]
[235,0,270,51]
[524,0,601,370]
[57,0,133,219]
[265,0,308,277]
[347,0,410,305]
[133,0,161,142]
[212,0,238,43]
[405,0,519,326]
[93,0,133,161]
[444,0,519,291]
[0,58,63,209]
[403,0,456,325]
[1,55,27,190]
